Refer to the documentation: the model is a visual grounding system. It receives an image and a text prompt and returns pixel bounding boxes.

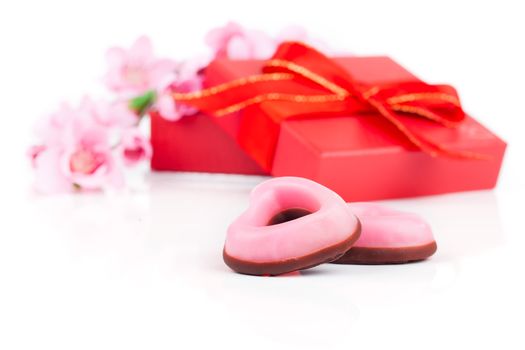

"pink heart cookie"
[223,177,361,275]
[333,203,437,264]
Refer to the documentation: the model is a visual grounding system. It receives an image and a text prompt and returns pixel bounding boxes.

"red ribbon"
[173,42,478,172]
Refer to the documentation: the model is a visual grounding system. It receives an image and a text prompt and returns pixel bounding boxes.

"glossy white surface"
[1,173,524,349]
[1,0,524,349]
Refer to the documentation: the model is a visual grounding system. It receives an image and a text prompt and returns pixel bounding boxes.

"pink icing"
[348,203,435,248]
[225,177,359,263]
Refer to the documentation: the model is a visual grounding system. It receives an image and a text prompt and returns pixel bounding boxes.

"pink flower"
[33,102,76,148]
[119,128,152,166]
[205,22,276,60]
[104,36,177,96]
[27,145,46,168]
[79,97,138,128]
[62,143,123,191]
[31,102,125,193]
[155,58,208,121]
[34,98,137,147]
[33,137,123,194]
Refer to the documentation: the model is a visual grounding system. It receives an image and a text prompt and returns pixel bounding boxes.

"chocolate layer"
[332,241,437,265]
[223,220,361,276]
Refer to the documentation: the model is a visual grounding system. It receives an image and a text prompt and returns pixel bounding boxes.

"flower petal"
[33,148,72,194]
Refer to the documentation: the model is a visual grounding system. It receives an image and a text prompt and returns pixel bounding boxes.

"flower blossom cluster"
[30,22,330,193]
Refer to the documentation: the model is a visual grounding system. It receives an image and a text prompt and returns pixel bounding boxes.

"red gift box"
[151,45,506,201]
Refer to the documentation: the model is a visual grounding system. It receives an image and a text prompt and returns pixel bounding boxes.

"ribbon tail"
[390,104,462,128]
[368,99,488,159]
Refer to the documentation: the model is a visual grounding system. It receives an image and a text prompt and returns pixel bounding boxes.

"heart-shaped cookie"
[223,177,361,275]
[332,203,437,264]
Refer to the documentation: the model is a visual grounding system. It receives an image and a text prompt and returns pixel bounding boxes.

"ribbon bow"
[173,42,480,171]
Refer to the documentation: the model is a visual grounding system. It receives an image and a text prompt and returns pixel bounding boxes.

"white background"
[1,1,525,349]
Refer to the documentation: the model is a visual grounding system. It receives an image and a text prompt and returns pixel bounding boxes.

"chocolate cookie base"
[223,220,361,276]
[332,241,437,265]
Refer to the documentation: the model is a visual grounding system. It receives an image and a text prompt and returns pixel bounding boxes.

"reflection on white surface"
[382,190,505,259]
[27,173,506,290]
[3,172,522,350]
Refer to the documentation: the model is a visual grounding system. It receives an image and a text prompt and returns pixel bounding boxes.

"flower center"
[70,149,104,175]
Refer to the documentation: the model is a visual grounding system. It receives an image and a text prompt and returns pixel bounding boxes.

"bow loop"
[264,41,356,96]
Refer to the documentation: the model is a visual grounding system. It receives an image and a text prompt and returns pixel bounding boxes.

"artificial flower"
[205,22,276,60]
[104,36,177,96]
[27,145,46,168]
[155,58,208,121]
[31,28,338,194]
[79,97,138,128]
[119,128,152,166]
[31,101,128,193]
